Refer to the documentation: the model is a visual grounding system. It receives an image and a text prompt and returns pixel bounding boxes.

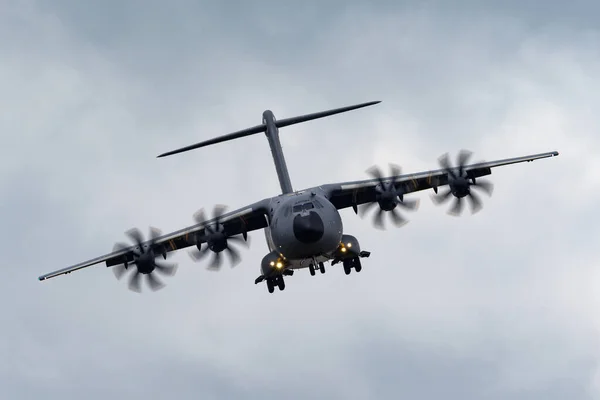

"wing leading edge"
[38,199,270,281]
[323,151,559,210]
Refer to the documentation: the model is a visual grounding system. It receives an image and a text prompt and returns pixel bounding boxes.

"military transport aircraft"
[38,101,559,293]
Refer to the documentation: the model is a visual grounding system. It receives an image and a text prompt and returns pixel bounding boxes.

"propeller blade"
[448,197,464,216]
[399,197,420,210]
[373,209,386,230]
[207,252,223,271]
[457,149,472,173]
[389,208,408,227]
[472,179,494,196]
[113,242,129,252]
[227,235,250,247]
[438,153,456,179]
[225,245,241,267]
[467,191,483,214]
[213,204,228,220]
[431,188,453,204]
[146,273,165,291]
[112,264,128,280]
[154,260,178,276]
[359,201,378,217]
[149,226,162,242]
[389,163,401,178]
[125,228,145,249]
[188,246,210,262]
[128,270,143,293]
[193,209,207,225]
[366,165,384,183]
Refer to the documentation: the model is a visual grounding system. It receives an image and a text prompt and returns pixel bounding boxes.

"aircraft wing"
[322,151,559,211]
[38,199,271,281]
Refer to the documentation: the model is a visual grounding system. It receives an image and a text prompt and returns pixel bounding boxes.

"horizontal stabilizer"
[157,101,381,158]
[157,124,265,158]
[274,100,381,128]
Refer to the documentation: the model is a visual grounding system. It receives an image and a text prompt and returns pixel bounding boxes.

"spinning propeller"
[188,204,250,270]
[112,227,178,293]
[358,163,420,230]
[431,150,494,215]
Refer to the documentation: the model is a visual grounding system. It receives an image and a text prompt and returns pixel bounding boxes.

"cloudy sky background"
[2,0,600,398]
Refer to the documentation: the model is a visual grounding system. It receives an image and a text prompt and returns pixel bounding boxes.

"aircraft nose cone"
[293,211,324,244]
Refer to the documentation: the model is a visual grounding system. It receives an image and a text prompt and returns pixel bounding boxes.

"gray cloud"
[2,1,599,399]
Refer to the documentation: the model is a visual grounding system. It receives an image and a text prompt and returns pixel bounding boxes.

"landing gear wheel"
[267,279,274,293]
[277,276,285,291]
[319,262,326,274]
[343,259,352,275]
[354,258,362,272]
[309,263,315,276]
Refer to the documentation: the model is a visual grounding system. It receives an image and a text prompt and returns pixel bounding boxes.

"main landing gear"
[331,250,371,275]
[266,275,285,293]
[343,257,361,275]
[255,269,293,293]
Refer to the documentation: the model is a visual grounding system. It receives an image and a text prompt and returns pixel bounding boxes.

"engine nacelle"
[261,250,286,277]
[332,234,361,260]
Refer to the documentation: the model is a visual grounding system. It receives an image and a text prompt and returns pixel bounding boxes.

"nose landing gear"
[308,260,326,276]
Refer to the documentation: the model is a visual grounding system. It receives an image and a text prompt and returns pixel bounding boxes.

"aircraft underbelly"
[286,255,332,269]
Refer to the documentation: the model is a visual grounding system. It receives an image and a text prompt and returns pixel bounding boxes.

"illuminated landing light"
[276,262,283,269]
[347,243,352,248]
[341,247,346,253]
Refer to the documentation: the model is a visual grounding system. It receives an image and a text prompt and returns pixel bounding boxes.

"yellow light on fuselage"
[276,262,283,268]
[341,247,346,252]
[347,243,352,248]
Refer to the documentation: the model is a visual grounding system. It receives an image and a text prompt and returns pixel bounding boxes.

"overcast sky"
[2,0,600,399]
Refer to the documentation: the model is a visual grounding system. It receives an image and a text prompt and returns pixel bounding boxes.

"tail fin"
[156,101,381,158]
